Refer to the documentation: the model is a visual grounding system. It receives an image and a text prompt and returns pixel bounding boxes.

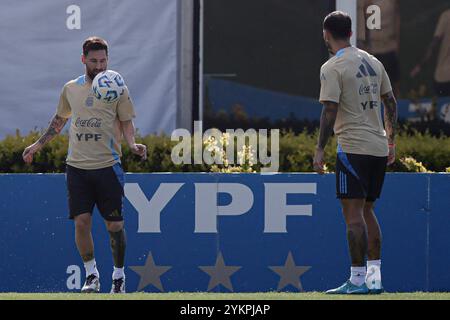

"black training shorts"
[66,163,125,221]
[335,149,387,202]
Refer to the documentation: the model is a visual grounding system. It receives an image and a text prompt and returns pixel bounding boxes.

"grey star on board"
[199,252,241,292]
[269,251,311,291]
[129,251,171,292]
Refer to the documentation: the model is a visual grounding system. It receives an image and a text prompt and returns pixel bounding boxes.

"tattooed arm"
[313,101,338,174]
[381,91,398,165]
[317,101,338,149]
[382,91,397,144]
[22,114,68,164]
[37,114,68,145]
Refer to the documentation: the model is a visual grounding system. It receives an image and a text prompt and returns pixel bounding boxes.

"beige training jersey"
[434,9,450,83]
[319,46,392,157]
[56,75,135,170]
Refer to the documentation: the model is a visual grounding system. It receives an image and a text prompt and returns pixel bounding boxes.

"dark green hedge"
[1,129,449,173]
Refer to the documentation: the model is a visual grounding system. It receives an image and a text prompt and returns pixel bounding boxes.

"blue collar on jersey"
[75,75,86,85]
[335,46,352,58]
[335,48,345,57]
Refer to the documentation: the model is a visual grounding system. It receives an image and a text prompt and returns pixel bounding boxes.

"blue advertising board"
[207,78,450,123]
[0,173,448,293]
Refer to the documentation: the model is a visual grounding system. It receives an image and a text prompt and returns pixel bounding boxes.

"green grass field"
[0,292,449,300]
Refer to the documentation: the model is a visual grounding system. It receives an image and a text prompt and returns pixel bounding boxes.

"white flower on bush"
[203,132,257,173]
[237,145,256,167]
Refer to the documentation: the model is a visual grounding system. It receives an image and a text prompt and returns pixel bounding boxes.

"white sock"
[367,259,381,269]
[350,266,366,286]
[366,260,382,281]
[112,267,125,280]
[84,259,99,277]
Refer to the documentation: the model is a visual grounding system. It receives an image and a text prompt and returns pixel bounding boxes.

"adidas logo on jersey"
[356,58,377,78]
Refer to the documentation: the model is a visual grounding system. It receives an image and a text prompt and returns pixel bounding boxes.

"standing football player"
[22,37,147,293]
[313,12,397,294]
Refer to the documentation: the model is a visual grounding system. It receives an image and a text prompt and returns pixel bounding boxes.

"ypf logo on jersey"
[76,133,102,142]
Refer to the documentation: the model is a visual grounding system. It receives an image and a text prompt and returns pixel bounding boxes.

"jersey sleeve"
[56,85,72,118]
[434,11,448,38]
[319,64,342,104]
[117,86,136,121]
[380,64,393,95]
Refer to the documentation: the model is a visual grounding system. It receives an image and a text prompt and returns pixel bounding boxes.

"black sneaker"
[81,274,100,293]
[110,278,126,294]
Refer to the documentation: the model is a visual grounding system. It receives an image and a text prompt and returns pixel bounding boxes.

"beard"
[87,68,106,81]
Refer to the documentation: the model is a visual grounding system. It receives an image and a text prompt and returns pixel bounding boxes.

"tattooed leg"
[364,202,382,260]
[347,222,368,266]
[341,199,368,266]
[106,222,126,268]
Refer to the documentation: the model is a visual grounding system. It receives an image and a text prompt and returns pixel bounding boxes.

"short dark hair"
[323,11,352,40]
[82,36,108,56]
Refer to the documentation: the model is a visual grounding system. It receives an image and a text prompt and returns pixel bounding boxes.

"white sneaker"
[365,266,384,294]
[110,277,126,294]
[81,274,100,293]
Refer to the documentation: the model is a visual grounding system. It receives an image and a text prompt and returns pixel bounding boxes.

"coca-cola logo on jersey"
[359,83,378,95]
[74,117,102,128]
